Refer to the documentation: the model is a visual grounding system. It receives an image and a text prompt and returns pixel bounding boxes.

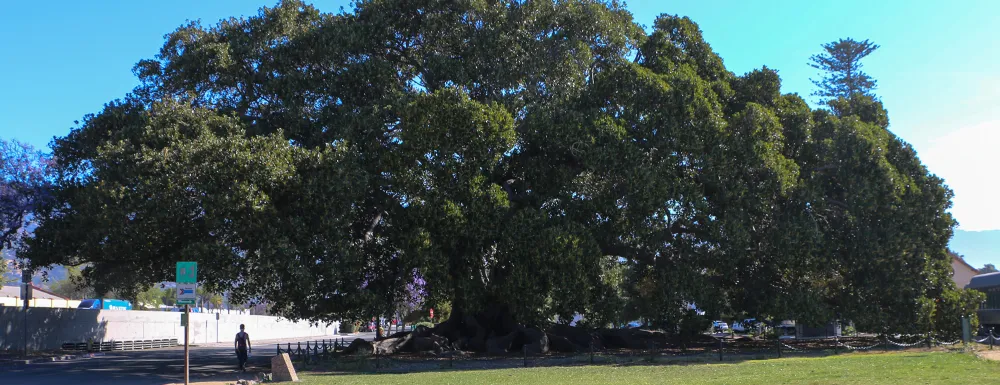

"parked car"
[712,321,729,333]
[732,318,760,333]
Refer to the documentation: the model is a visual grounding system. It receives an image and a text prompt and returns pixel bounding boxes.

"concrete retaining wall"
[0,307,339,351]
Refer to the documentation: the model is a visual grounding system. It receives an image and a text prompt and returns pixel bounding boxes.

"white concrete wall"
[0,297,82,308]
[0,307,339,351]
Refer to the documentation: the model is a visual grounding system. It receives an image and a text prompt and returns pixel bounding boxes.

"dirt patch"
[976,349,1000,361]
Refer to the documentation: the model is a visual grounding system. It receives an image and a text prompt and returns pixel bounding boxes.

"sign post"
[176,262,198,385]
[21,270,32,359]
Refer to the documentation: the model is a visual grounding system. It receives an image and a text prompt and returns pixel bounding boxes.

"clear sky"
[2,0,998,231]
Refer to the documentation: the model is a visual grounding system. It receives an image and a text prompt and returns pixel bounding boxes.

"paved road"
[1,333,375,385]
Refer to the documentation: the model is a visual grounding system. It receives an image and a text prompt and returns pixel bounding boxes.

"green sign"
[176,262,198,284]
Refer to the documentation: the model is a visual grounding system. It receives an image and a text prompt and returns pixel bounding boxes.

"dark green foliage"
[23,1,955,338]
[676,310,712,343]
[809,38,880,100]
[933,289,986,339]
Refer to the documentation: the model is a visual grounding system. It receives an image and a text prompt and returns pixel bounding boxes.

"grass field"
[298,351,999,384]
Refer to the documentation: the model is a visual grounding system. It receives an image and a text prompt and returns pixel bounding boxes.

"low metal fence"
[276,338,352,363]
[61,338,178,352]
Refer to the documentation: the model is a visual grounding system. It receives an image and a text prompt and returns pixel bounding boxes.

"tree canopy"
[809,38,880,100]
[26,0,956,338]
[1,138,51,252]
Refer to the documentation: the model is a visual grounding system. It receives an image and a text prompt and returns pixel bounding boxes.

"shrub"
[340,321,358,334]
[676,310,710,342]
[934,289,985,339]
[414,321,435,329]
[402,301,453,324]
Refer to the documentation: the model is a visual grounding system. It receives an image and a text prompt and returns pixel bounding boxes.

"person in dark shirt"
[235,324,252,371]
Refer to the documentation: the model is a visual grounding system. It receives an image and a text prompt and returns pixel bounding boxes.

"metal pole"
[718,338,723,361]
[22,271,31,360]
[184,304,190,385]
[992,328,995,350]
[22,303,28,359]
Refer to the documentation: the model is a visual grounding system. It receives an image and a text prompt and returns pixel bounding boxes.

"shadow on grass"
[292,348,885,378]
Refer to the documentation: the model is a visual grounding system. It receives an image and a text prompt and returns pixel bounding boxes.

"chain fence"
[273,332,986,373]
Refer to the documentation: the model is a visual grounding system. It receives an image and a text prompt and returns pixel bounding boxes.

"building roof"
[0,285,68,300]
[951,252,979,274]
[967,272,1000,290]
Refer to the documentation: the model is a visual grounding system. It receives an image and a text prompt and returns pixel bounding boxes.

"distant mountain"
[1,248,67,286]
[950,230,1000,271]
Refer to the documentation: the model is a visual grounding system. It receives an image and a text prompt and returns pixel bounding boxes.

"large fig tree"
[26,0,955,345]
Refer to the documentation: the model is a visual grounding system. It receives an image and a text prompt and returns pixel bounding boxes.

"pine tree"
[809,38,880,100]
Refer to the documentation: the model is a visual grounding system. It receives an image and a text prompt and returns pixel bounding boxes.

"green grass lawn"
[298,351,999,384]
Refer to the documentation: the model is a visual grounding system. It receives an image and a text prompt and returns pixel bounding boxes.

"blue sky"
[2,0,998,233]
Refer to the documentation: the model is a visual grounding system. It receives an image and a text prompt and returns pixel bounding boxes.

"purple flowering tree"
[0,139,53,275]
[401,269,427,314]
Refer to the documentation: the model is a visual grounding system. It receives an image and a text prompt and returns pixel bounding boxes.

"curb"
[0,352,106,366]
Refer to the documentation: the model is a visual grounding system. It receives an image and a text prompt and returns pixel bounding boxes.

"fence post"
[882,335,888,352]
[590,340,595,365]
[450,353,454,368]
[926,333,932,350]
[523,345,528,367]
[718,337,723,361]
[991,328,995,350]
[287,342,292,357]
[776,338,781,358]
[277,344,280,356]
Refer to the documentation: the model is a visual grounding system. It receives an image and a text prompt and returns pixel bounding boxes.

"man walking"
[235,324,252,371]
